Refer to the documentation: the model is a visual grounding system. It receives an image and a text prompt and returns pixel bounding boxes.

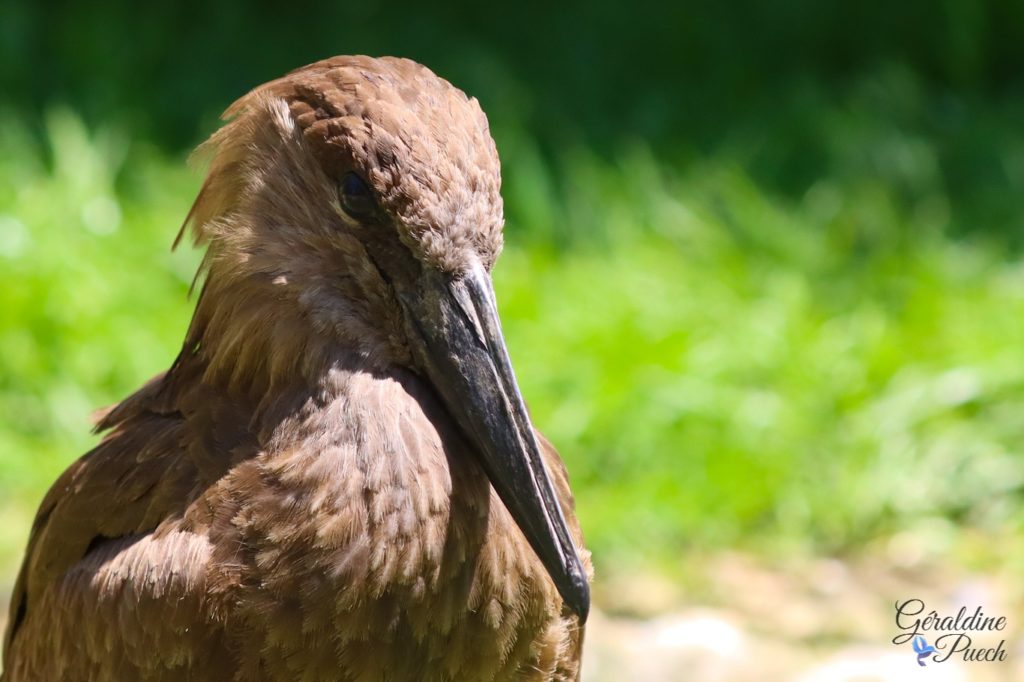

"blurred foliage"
[2,4,1024,573]
[3,0,1024,245]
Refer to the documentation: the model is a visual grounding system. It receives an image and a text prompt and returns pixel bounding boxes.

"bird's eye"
[339,172,377,221]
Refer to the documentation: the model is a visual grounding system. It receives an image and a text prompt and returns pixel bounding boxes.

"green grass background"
[2,1,1024,587]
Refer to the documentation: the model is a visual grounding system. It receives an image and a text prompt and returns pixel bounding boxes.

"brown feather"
[2,55,590,682]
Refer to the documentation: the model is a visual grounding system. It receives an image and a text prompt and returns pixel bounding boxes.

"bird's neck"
[179,271,410,415]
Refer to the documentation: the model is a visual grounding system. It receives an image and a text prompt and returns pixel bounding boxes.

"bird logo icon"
[912,635,938,666]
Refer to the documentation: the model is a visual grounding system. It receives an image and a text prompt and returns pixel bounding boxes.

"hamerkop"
[2,56,591,681]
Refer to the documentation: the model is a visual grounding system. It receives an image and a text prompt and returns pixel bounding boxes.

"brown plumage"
[2,56,591,681]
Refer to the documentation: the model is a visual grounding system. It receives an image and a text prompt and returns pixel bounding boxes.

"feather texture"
[2,55,589,681]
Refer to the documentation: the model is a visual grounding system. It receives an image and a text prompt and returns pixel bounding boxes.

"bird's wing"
[1,368,242,681]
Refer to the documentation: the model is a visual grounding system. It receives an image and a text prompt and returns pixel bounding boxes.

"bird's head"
[181,56,589,621]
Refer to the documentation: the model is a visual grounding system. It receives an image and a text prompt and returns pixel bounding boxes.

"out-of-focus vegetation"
[2,1,1024,578]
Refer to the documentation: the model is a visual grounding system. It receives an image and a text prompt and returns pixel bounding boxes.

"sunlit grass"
[1,109,1022,582]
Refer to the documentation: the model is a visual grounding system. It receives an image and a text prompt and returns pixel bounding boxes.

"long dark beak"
[397,259,590,622]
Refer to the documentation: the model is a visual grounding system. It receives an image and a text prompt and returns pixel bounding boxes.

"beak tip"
[561,560,591,624]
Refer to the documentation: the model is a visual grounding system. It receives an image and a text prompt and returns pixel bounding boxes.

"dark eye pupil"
[340,172,376,219]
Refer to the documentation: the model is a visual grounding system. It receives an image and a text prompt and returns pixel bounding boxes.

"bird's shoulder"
[536,430,589,562]
[2,366,237,655]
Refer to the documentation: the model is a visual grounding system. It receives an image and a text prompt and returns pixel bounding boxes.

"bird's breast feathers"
[5,368,584,681]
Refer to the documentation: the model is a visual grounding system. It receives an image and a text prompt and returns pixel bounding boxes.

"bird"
[2,55,591,681]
